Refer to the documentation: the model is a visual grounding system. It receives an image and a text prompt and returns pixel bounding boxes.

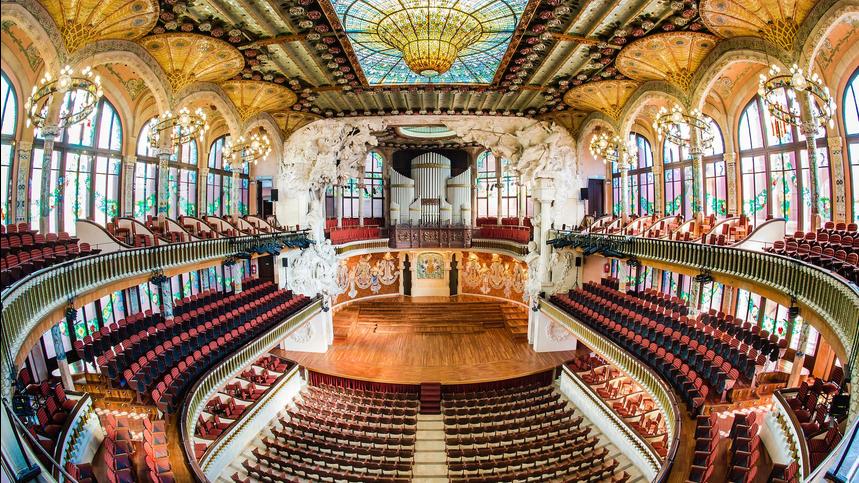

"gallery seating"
[1,225,99,289]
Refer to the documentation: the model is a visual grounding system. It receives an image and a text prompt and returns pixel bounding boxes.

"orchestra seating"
[687,412,721,482]
[765,222,859,283]
[443,380,628,482]
[701,215,751,246]
[144,417,174,482]
[475,224,532,243]
[101,415,135,483]
[551,280,780,413]
[1,224,98,288]
[238,383,417,482]
[328,225,382,244]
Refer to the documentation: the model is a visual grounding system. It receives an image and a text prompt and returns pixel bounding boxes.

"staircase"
[412,413,449,482]
[500,302,529,341]
[420,382,441,414]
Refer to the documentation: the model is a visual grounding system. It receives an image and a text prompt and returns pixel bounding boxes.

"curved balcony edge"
[180,299,322,482]
[541,300,680,482]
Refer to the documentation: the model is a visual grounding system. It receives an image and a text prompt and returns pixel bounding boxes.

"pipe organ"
[389,152,472,225]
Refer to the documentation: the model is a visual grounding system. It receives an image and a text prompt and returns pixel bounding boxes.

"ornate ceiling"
[25,0,834,126]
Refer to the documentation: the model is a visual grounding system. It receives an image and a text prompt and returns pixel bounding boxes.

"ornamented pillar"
[14,140,32,223]
[788,321,811,387]
[496,164,503,224]
[518,184,526,224]
[535,178,555,287]
[827,136,846,223]
[688,278,702,316]
[39,126,62,233]
[122,155,137,217]
[335,185,343,227]
[470,161,479,226]
[230,161,241,220]
[154,148,171,219]
[532,198,542,246]
[798,92,822,230]
[233,262,243,294]
[159,279,174,320]
[198,166,209,216]
[51,324,74,391]
[358,181,366,226]
[689,125,705,220]
[724,152,738,217]
[618,262,629,292]
[651,149,664,216]
[619,164,630,223]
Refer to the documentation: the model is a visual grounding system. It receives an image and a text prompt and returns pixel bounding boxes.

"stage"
[277,296,578,385]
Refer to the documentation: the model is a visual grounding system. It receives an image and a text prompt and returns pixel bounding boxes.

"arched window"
[363,151,384,220]
[1,71,17,225]
[844,68,859,223]
[476,150,498,219]
[738,92,831,232]
[663,128,693,219]
[134,120,159,220]
[30,97,123,233]
[627,132,654,216]
[703,116,727,216]
[206,136,227,216]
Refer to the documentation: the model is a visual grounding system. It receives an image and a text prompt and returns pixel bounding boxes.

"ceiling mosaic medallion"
[139,33,244,92]
[222,80,298,121]
[272,110,322,137]
[616,32,718,92]
[563,80,640,120]
[331,0,528,85]
[42,0,160,53]
[699,0,816,52]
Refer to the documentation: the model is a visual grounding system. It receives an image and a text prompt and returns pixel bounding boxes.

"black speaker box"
[579,188,589,200]
[271,189,279,201]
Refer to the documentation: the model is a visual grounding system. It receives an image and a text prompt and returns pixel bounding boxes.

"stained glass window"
[738,95,831,232]
[663,129,694,219]
[844,68,859,223]
[1,71,17,225]
[206,136,248,217]
[363,151,385,220]
[703,117,727,216]
[333,0,528,85]
[626,133,654,216]
[477,150,498,219]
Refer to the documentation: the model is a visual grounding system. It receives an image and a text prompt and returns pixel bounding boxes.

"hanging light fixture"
[757,63,835,139]
[147,107,209,150]
[589,132,635,167]
[224,131,272,166]
[25,65,103,129]
[374,2,485,76]
[653,104,713,153]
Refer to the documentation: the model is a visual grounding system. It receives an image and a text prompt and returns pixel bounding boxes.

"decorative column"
[51,324,74,391]
[788,321,811,387]
[39,126,62,233]
[618,262,629,292]
[470,161,478,226]
[158,278,174,320]
[14,140,32,223]
[535,179,555,288]
[619,164,630,223]
[518,184,526,225]
[334,185,343,227]
[827,136,846,223]
[689,124,705,221]
[122,155,137,217]
[532,198,542,246]
[198,166,209,216]
[233,262,243,293]
[688,277,702,316]
[358,181,366,226]
[496,166,503,224]
[230,160,241,220]
[724,152,738,216]
[651,149,664,216]
[154,147,172,220]
[798,92,822,230]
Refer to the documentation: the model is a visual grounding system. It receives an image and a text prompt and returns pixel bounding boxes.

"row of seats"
[26,381,78,452]
[1,227,98,289]
[150,292,310,413]
[328,225,382,244]
[442,381,628,483]
[726,413,760,483]
[475,225,532,243]
[475,217,532,227]
[234,383,417,482]
[102,415,135,483]
[143,417,174,482]
[766,223,859,283]
[325,217,384,229]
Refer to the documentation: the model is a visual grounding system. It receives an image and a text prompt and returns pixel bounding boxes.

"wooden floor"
[279,296,576,385]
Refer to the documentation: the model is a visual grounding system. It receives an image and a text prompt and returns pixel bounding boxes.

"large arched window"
[363,152,384,220]
[844,68,859,223]
[476,150,498,219]
[738,92,831,231]
[134,121,159,220]
[663,129,693,219]
[703,116,727,216]
[30,97,122,233]
[1,71,17,225]
[628,132,654,216]
[206,136,248,216]
[135,121,199,220]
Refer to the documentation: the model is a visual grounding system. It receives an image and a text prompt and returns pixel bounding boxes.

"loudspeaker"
[281,258,289,268]
[579,188,589,200]
[575,257,582,267]
[271,189,279,201]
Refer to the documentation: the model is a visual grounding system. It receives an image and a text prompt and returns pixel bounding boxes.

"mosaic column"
[619,164,630,223]
[827,136,846,223]
[496,166,503,224]
[651,149,664,216]
[788,321,811,387]
[155,148,171,219]
[535,179,554,287]
[518,184,526,225]
[122,155,137,217]
[39,126,62,233]
[14,140,32,223]
[230,162,241,219]
[688,278,702,316]
[198,166,209,216]
[689,125,704,220]
[159,279,174,320]
[51,324,75,391]
[233,262,243,294]
[724,152,738,216]
[798,92,822,230]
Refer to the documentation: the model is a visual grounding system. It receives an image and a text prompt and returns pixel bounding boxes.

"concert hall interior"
[1,0,859,482]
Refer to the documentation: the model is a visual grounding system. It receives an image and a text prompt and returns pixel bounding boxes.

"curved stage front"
[280,296,577,384]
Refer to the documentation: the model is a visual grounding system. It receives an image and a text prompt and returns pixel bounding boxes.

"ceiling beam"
[240,34,307,49]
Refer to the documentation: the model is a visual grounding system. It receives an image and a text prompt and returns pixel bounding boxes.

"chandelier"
[147,107,209,150]
[375,4,484,76]
[589,132,634,167]
[224,132,272,166]
[25,65,103,129]
[758,64,835,138]
[653,105,714,153]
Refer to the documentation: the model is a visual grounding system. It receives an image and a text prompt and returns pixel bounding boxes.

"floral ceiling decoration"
[563,80,641,120]
[44,0,160,53]
[615,31,718,92]
[139,33,244,91]
[699,0,817,52]
[221,80,298,121]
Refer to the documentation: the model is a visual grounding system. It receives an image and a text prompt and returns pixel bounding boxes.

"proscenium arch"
[0,1,63,75]
[798,0,859,73]
[175,83,242,138]
[68,40,173,113]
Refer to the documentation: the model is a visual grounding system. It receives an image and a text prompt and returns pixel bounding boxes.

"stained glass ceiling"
[332,0,528,85]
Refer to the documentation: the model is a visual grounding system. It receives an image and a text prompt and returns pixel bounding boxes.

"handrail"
[1,397,80,483]
[772,388,811,478]
[470,238,529,257]
[180,299,321,482]
[548,230,859,422]
[0,230,311,399]
[541,300,681,482]
[560,366,662,480]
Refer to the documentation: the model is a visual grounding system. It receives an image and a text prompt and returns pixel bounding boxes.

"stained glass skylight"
[332,0,528,85]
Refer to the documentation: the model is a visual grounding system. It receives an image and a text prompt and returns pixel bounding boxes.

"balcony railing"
[548,230,859,422]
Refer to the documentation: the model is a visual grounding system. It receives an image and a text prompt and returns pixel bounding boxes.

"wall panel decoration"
[335,252,400,304]
[460,251,527,301]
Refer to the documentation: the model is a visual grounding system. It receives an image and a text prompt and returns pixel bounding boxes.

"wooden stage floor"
[278,296,578,385]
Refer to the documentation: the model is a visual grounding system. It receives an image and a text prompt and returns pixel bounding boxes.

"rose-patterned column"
[159,278,174,320]
[39,126,62,233]
[198,166,209,216]
[230,161,241,220]
[827,135,846,223]
[122,155,136,217]
[51,324,74,391]
[690,125,705,220]
[14,140,32,223]
[724,152,738,217]
[154,148,171,219]
[798,92,822,230]
[651,148,664,216]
